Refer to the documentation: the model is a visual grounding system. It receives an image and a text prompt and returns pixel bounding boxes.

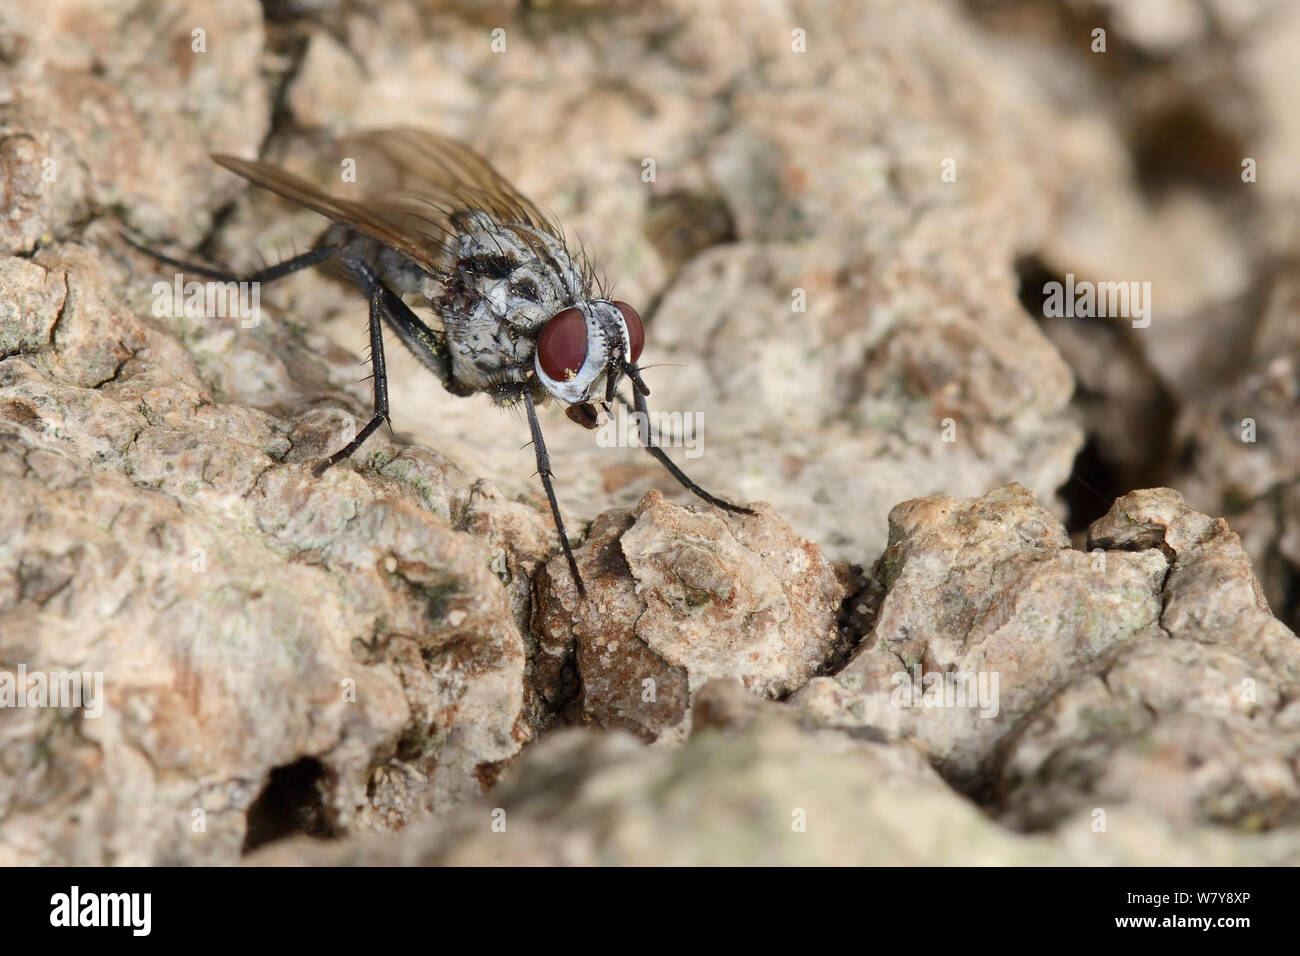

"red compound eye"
[537,307,588,381]
[615,301,644,363]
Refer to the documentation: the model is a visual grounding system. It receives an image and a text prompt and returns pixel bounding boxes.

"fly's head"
[533,299,645,427]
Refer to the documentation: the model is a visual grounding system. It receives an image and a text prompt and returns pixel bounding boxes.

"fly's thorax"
[437,295,533,391]
[452,221,588,325]
[485,262,564,332]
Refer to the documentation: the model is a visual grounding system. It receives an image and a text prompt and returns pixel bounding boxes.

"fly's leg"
[521,386,587,598]
[316,249,466,473]
[125,232,451,388]
[312,249,453,475]
[311,279,392,476]
[334,247,458,392]
[620,386,755,516]
[125,234,381,471]
[128,234,458,476]
[122,233,341,284]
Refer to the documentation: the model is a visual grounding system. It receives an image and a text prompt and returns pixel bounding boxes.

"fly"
[127,128,753,597]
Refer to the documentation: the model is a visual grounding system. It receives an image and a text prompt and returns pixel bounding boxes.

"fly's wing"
[211,152,448,274]
[212,128,563,277]
[340,128,562,240]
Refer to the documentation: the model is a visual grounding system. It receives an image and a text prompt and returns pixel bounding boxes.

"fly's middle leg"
[310,249,460,474]
[312,278,392,476]
[337,247,457,392]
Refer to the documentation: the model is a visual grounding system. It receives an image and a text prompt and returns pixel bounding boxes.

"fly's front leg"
[620,386,755,516]
[521,387,586,598]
